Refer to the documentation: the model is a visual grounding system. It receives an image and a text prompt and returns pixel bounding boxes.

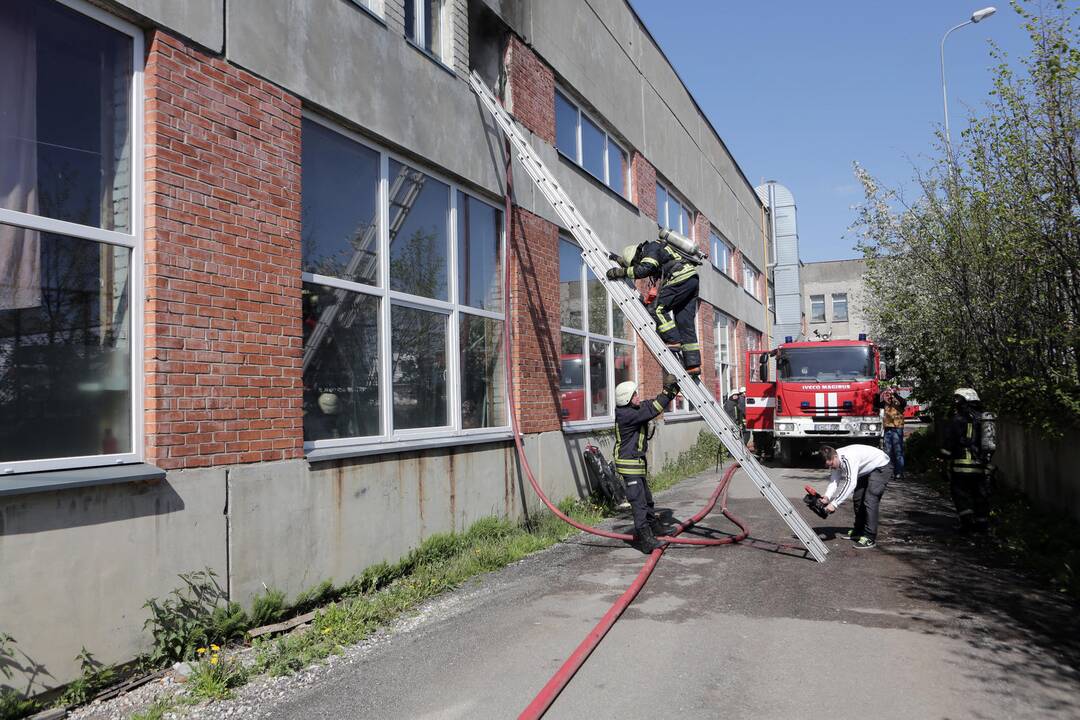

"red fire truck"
[744,335,884,465]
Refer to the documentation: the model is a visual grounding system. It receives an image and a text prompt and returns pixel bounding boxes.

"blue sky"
[631,1,1034,261]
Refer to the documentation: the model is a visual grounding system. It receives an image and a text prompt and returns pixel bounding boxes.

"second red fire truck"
[744,335,884,465]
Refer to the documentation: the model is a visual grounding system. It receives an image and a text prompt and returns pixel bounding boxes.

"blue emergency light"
[785,336,793,343]
[858,333,867,341]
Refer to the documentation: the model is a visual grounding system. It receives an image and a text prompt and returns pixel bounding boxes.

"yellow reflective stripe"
[664,267,697,285]
[952,466,985,474]
[681,343,700,351]
[652,400,663,412]
[615,459,646,470]
[658,320,676,332]
[640,257,660,267]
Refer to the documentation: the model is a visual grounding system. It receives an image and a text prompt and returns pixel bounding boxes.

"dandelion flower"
[210,644,220,651]
[210,656,219,665]
[197,648,207,655]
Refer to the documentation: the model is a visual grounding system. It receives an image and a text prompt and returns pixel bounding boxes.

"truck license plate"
[814,423,840,431]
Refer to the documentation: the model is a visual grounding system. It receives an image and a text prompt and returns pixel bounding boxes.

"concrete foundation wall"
[996,420,1080,523]
[105,0,224,52]
[0,420,705,692]
[0,470,227,694]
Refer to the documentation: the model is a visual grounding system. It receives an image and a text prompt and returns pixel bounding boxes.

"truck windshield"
[778,347,875,382]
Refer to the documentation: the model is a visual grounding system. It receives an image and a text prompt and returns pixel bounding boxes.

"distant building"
[800,259,871,341]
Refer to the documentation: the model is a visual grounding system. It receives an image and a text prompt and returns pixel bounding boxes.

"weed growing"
[186,646,248,702]
[56,648,117,708]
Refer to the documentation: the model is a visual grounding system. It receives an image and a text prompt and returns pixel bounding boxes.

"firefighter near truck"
[744,335,884,465]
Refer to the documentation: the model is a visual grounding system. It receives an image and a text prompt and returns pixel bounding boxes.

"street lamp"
[940,6,996,161]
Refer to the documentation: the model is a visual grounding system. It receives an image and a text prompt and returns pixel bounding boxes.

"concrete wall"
[801,259,870,341]
[996,420,1080,523]
[103,0,224,52]
[0,470,227,694]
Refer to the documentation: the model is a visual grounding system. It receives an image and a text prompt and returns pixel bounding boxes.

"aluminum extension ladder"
[469,71,828,562]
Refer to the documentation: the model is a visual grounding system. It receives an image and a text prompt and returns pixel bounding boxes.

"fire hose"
[500,136,751,719]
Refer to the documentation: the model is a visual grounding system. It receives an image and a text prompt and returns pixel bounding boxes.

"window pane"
[587,268,607,335]
[460,314,505,429]
[559,333,585,421]
[680,206,691,236]
[392,304,448,429]
[555,91,578,159]
[811,294,825,322]
[302,283,380,440]
[457,192,502,311]
[302,120,380,285]
[389,160,449,301]
[2,1,133,232]
[0,228,132,462]
[404,0,416,40]
[559,239,583,329]
[612,304,631,340]
[833,293,849,322]
[424,0,442,56]
[589,340,609,418]
[655,184,668,228]
[580,115,605,180]
[608,143,627,197]
[614,343,633,386]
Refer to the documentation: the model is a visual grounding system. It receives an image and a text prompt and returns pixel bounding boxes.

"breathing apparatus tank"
[658,228,706,264]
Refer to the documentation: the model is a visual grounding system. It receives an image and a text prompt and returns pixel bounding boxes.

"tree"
[852,1,1080,436]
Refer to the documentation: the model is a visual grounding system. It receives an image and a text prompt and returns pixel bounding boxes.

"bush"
[143,569,247,666]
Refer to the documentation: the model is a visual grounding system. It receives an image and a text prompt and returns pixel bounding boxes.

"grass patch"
[650,430,726,493]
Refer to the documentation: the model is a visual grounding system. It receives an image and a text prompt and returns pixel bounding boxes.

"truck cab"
[747,337,883,465]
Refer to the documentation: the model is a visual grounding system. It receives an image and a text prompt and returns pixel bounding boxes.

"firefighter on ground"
[940,388,991,533]
[614,373,681,553]
[606,234,701,375]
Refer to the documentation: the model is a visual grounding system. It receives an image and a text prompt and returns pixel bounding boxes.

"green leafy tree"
[852,1,1079,436]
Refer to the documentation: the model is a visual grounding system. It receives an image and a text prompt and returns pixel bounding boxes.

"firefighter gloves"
[662,373,680,399]
[606,267,627,280]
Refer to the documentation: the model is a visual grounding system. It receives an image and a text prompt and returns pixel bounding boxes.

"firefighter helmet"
[738,386,747,394]
[318,392,339,415]
[620,244,638,267]
[954,387,980,403]
[615,381,638,407]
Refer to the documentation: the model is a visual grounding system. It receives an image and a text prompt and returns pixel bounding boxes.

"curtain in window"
[0,1,41,311]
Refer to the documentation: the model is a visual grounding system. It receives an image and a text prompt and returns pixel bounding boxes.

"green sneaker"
[854,536,877,549]
[843,529,859,540]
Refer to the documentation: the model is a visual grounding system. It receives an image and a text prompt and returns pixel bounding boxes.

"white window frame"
[405,0,450,63]
[710,228,735,279]
[559,237,636,430]
[656,180,693,238]
[714,312,732,401]
[666,308,702,417]
[349,0,383,16]
[832,292,849,322]
[301,113,509,455]
[0,0,145,476]
[742,260,761,301]
[810,294,826,323]
[553,88,632,200]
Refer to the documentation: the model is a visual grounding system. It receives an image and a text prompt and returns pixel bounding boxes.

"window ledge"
[561,419,614,434]
[404,38,456,78]
[305,430,513,463]
[348,1,387,27]
[0,462,166,498]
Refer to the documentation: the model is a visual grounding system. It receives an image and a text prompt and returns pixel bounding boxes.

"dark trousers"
[654,275,699,367]
[883,427,905,477]
[950,469,990,529]
[851,466,892,540]
[621,474,655,533]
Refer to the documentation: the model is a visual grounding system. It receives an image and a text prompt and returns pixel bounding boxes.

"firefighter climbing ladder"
[469,71,828,562]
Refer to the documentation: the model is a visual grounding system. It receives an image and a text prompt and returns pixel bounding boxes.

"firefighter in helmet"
[607,237,701,375]
[614,373,680,552]
[940,387,991,533]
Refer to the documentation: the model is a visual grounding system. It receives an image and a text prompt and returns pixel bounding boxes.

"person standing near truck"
[879,387,908,480]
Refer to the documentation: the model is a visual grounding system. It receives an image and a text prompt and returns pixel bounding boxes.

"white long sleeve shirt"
[824,444,891,508]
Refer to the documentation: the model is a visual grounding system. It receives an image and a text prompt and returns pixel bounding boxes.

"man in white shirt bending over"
[819,444,892,549]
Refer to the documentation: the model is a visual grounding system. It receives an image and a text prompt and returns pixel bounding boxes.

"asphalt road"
[260,456,1080,720]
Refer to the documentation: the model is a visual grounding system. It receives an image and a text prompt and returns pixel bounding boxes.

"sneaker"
[843,529,856,540]
[853,536,877,549]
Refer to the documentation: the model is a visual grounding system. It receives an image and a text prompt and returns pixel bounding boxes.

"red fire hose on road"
[500,135,751,719]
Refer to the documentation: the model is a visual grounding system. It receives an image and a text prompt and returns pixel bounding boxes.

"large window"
[301,117,506,450]
[710,229,735,279]
[0,0,142,474]
[714,312,733,401]
[832,292,849,322]
[656,182,692,237]
[559,238,635,423]
[810,294,826,323]
[554,90,630,199]
[404,0,448,62]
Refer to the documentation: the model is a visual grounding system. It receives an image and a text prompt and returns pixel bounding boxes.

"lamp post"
[940,6,996,162]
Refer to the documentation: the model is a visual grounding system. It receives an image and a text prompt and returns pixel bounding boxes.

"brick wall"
[508,207,562,433]
[632,152,657,221]
[504,35,555,145]
[693,212,709,253]
[144,31,303,470]
[699,302,715,397]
